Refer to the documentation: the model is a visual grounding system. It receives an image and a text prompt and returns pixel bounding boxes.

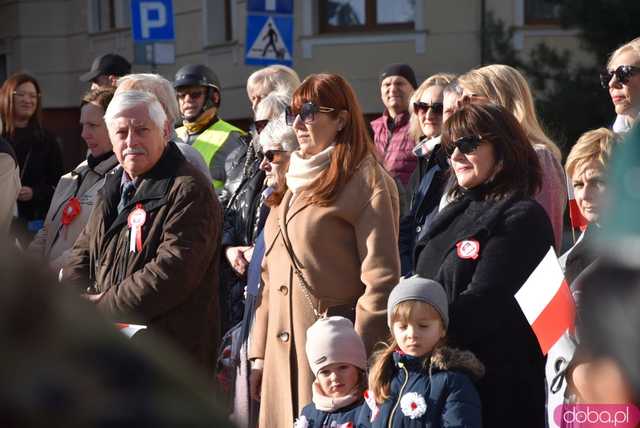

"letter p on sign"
[132,0,175,42]
[140,2,166,38]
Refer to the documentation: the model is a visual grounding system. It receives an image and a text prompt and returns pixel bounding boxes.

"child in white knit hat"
[294,316,368,428]
[362,276,484,427]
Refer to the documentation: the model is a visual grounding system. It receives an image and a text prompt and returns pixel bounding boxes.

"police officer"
[174,65,246,203]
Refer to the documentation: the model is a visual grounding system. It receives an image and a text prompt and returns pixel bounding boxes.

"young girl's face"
[317,363,361,398]
[392,301,446,357]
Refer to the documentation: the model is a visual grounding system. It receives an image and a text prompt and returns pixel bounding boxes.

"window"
[319,0,415,33]
[224,0,232,41]
[203,0,235,46]
[88,0,131,33]
[524,0,562,25]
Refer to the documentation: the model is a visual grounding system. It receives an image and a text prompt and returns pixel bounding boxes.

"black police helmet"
[173,64,220,91]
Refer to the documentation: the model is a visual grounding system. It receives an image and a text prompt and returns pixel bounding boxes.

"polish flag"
[115,323,147,338]
[566,175,589,231]
[515,247,576,355]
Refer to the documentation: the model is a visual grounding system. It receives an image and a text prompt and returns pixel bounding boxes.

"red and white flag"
[566,175,589,231]
[515,247,576,355]
[115,323,147,338]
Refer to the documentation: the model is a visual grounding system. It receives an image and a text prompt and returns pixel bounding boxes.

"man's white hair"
[259,112,298,152]
[104,90,167,131]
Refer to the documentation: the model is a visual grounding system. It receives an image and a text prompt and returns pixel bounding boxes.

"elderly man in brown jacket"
[62,90,222,373]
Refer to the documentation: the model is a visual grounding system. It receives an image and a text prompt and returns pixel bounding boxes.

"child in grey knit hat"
[295,316,369,428]
[361,276,484,427]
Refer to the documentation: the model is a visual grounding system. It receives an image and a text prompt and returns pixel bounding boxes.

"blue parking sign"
[247,0,293,14]
[131,0,175,41]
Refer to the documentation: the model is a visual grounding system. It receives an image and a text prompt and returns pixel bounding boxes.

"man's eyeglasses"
[13,91,40,101]
[444,135,484,157]
[177,90,206,100]
[252,119,269,135]
[413,101,443,115]
[263,149,288,163]
[285,102,336,126]
[600,65,640,89]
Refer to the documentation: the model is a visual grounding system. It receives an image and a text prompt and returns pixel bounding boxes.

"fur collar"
[428,346,485,382]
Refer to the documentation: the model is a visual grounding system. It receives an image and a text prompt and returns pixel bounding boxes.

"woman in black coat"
[0,73,63,247]
[414,103,554,428]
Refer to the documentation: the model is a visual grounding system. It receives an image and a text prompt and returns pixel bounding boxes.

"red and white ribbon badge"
[456,239,480,260]
[127,203,146,253]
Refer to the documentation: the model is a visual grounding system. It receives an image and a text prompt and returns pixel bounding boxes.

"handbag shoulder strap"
[278,221,322,320]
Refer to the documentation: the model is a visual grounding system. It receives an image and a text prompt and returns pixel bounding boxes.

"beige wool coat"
[249,155,401,427]
[28,155,119,271]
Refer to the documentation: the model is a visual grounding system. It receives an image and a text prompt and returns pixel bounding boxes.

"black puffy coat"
[220,148,268,331]
[398,141,448,275]
[414,190,554,428]
[7,125,63,246]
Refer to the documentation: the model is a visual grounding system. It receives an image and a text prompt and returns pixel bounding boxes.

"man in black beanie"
[370,63,417,187]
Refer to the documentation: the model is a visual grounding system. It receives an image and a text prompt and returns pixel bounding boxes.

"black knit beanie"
[379,63,418,89]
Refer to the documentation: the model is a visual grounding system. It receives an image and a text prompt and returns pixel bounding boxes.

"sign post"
[131,0,176,69]
[245,0,294,66]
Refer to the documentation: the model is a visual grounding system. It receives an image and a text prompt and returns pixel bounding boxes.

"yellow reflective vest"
[176,119,246,189]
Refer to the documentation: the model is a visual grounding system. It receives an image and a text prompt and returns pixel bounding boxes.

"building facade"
[0,0,593,167]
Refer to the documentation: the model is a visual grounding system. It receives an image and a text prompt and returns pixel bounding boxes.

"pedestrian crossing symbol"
[245,14,293,66]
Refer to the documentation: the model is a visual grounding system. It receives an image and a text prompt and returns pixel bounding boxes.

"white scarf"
[311,380,361,412]
[286,145,335,194]
[612,112,639,134]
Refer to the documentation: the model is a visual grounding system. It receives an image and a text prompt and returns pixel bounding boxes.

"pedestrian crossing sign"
[245,14,293,66]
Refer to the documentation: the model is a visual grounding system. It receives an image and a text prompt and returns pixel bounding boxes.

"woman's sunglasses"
[599,65,640,89]
[413,101,443,115]
[263,149,288,163]
[285,102,336,126]
[445,135,484,157]
[252,119,269,135]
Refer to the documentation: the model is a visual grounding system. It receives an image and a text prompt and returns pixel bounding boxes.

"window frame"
[318,0,414,34]
[87,0,131,34]
[523,0,562,26]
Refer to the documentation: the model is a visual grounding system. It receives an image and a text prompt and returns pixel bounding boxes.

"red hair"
[292,73,376,205]
[0,72,43,138]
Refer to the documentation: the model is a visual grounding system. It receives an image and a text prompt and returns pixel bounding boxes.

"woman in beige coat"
[248,73,401,427]
[28,88,117,270]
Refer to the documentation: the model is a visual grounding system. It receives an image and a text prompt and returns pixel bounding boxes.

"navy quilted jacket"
[359,348,483,428]
[297,398,368,428]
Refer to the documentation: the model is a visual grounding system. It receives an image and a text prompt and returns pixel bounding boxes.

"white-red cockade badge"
[128,203,147,253]
[400,392,427,419]
[456,239,480,260]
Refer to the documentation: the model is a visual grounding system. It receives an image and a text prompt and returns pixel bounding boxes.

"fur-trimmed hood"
[429,346,485,382]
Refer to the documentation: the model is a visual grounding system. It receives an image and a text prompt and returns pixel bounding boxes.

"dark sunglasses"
[413,101,443,115]
[599,65,640,89]
[252,119,269,135]
[445,135,484,157]
[263,149,288,162]
[177,89,205,99]
[285,102,336,126]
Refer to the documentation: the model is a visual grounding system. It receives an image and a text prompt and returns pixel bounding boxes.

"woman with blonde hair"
[602,37,640,133]
[546,128,618,427]
[399,73,455,274]
[458,64,567,248]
